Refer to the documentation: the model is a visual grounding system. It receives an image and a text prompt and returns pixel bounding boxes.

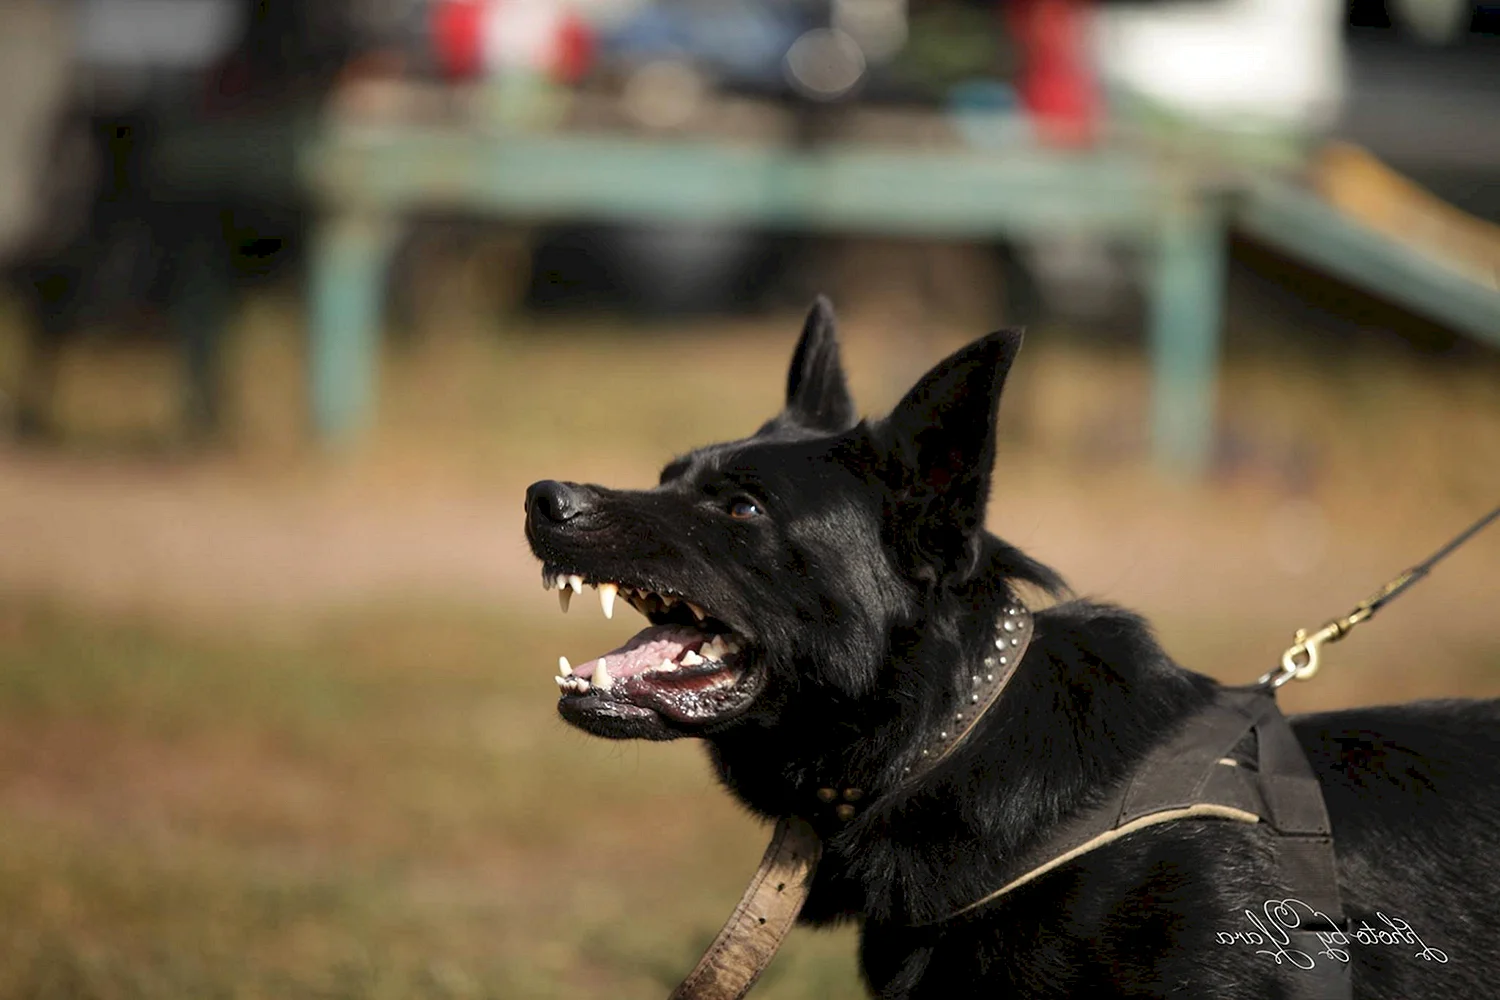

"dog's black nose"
[527,480,587,525]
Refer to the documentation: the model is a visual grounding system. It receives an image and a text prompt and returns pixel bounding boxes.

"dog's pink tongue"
[573,625,705,681]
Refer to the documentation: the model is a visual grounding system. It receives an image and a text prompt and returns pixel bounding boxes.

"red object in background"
[432,0,593,83]
[1005,0,1099,147]
[434,0,486,79]
[552,11,592,83]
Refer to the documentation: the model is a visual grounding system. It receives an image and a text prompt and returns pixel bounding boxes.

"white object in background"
[784,28,866,101]
[1092,0,1347,131]
[74,0,243,69]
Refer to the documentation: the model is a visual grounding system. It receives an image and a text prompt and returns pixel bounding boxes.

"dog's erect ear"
[877,330,1024,581]
[783,296,856,432]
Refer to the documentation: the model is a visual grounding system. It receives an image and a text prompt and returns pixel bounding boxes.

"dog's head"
[525,299,1044,741]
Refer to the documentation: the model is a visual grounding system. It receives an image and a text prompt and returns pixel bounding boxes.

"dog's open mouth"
[542,568,763,737]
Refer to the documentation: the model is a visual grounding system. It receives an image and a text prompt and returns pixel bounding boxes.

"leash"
[666,815,822,1000]
[1260,502,1500,690]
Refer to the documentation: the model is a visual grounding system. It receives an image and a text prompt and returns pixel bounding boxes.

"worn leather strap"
[667,816,822,1000]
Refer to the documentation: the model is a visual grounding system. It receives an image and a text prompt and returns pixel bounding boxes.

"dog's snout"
[527,480,588,525]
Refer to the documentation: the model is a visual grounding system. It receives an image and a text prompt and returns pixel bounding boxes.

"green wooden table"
[298,123,1499,472]
[300,125,1231,472]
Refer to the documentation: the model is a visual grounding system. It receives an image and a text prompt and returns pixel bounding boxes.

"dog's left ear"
[783,296,857,432]
[877,330,1024,582]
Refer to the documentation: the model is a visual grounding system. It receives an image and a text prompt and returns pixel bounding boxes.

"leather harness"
[670,605,1352,1000]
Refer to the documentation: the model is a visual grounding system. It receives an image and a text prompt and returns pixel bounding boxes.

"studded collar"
[670,603,1038,999]
[811,602,1036,824]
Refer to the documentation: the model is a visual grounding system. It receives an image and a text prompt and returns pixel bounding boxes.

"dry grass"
[0,602,863,999]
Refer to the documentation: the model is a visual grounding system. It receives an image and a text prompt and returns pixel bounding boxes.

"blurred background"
[0,0,1497,996]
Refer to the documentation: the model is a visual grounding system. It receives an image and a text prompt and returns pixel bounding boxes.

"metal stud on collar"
[813,604,1034,822]
[900,605,1032,783]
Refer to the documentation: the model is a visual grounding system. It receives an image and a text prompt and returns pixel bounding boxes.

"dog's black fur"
[525,300,1500,998]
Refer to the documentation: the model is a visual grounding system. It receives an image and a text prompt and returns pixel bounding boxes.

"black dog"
[524,300,1500,998]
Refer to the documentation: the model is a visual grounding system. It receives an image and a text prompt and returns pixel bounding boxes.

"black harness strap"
[932,686,1352,999]
[1243,690,1352,999]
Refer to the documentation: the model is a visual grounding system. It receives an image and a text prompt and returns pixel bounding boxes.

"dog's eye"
[728,498,762,520]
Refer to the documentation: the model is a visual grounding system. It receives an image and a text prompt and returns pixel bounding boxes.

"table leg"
[307,212,395,448]
[1149,196,1226,477]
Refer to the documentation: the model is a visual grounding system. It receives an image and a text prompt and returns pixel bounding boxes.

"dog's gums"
[540,568,761,733]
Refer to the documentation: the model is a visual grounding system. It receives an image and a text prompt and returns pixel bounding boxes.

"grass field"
[1,294,1498,997]
[0,602,866,999]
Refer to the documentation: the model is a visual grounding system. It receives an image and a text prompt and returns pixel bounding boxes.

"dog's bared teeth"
[559,655,573,676]
[599,583,618,619]
[660,593,678,608]
[701,635,727,661]
[687,602,707,621]
[567,575,584,595]
[657,658,677,673]
[555,675,569,690]
[682,650,704,667]
[558,588,572,613]
[594,658,614,691]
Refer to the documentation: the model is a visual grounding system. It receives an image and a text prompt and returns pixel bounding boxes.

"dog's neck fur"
[708,542,1218,925]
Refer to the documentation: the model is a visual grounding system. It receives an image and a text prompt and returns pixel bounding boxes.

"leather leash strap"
[669,605,1035,1000]
[666,816,822,1000]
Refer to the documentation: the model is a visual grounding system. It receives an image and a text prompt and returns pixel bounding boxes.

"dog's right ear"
[783,296,856,432]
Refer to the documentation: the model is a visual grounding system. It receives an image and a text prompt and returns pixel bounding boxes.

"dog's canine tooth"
[594,658,613,691]
[567,574,584,595]
[558,588,572,613]
[599,582,618,619]
[682,650,704,667]
[559,655,573,676]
